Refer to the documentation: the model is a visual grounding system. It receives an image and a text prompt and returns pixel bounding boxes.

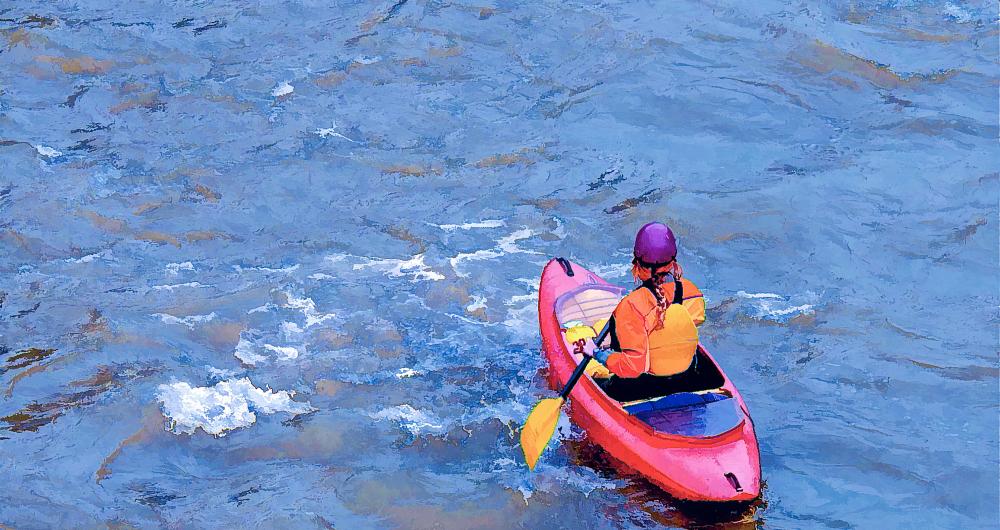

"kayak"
[538,257,761,502]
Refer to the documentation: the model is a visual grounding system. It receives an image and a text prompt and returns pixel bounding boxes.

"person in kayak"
[586,222,723,402]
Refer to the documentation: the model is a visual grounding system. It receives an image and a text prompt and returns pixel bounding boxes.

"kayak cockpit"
[555,284,745,437]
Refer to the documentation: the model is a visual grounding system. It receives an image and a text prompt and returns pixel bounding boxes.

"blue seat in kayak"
[624,392,742,437]
[623,392,728,415]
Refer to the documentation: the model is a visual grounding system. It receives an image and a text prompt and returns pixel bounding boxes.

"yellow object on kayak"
[563,322,612,378]
[584,359,612,379]
[563,324,596,343]
[592,318,609,345]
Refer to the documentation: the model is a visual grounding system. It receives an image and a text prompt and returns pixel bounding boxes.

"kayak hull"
[538,258,761,502]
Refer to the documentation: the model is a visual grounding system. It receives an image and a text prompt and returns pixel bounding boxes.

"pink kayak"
[538,257,761,502]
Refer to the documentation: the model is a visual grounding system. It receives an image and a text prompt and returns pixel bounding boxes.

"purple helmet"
[633,222,677,266]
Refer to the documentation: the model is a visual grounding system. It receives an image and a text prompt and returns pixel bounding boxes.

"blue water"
[1,1,997,528]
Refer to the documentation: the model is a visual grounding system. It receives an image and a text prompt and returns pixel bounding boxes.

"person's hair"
[631,258,684,330]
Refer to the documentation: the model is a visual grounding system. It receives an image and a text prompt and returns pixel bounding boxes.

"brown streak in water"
[359,0,409,32]
[4,347,56,369]
[200,321,244,350]
[193,184,221,203]
[428,46,463,58]
[715,232,756,242]
[380,164,442,177]
[80,210,128,233]
[185,230,234,243]
[0,230,59,259]
[1,367,118,432]
[795,40,959,90]
[720,77,813,110]
[134,231,181,248]
[314,379,348,397]
[950,217,986,242]
[884,319,937,342]
[910,359,1000,382]
[6,363,52,398]
[830,75,861,91]
[898,29,967,43]
[118,81,148,94]
[517,197,560,210]
[398,57,426,67]
[95,405,162,484]
[133,200,169,215]
[110,92,161,114]
[384,225,427,253]
[315,71,347,88]
[35,55,114,75]
[202,94,255,113]
[160,167,216,182]
[6,28,32,49]
[474,150,535,168]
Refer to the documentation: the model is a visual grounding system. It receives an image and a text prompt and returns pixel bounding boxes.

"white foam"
[943,3,971,22]
[451,228,538,277]
[272,81,294,97]
[764,304,814,316]
[466,295,487,313]
[66,250,108,264]
[354,55,381,65]
[736,291,815,320]
[157,378,313,436]
[434,219,506,231]
[507,277,540,305]
[280,321,304,337]
[498,228,540,254]
[370,404,445,435]
[234,335,267,366]
[283,293,336,328]
[151,282,203,291]
[166,262,194,276]
[507,293,538,305]
[263,344,300,360]
[308,273,336,280]
[153,312,217,328]
[502,303,538,336]
[353,253,445,282]
[315,124,357,143]
[395,367,422,379]
[206,365,240,379]
[588,262,630,279]
[736,291,782,299]
[233,264,300,275]
[35,145,62,158]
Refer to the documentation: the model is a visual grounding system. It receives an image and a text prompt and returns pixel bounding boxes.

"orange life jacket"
[604,278,705,378]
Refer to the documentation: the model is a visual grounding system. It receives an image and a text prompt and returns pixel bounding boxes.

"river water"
[1,1,997,528]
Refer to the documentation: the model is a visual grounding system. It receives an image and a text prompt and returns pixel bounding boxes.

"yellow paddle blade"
[520,397,564,471]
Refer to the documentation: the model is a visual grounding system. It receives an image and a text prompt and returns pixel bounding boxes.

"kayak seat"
[622,391,728,415]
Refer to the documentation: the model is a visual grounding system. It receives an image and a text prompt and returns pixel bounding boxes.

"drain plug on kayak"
[724,472,743,492]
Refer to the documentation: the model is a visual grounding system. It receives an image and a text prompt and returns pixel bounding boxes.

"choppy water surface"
[1,1,997,528]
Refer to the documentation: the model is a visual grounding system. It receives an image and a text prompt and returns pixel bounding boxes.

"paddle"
[520,319,612,470]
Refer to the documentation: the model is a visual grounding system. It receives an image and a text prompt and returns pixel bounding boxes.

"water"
[1,1,997,528]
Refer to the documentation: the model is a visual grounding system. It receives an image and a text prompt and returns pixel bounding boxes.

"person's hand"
[592,348,612,365]
[571,338,597,356]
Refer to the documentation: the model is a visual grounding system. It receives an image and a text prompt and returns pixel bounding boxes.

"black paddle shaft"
[558,320,612,400]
